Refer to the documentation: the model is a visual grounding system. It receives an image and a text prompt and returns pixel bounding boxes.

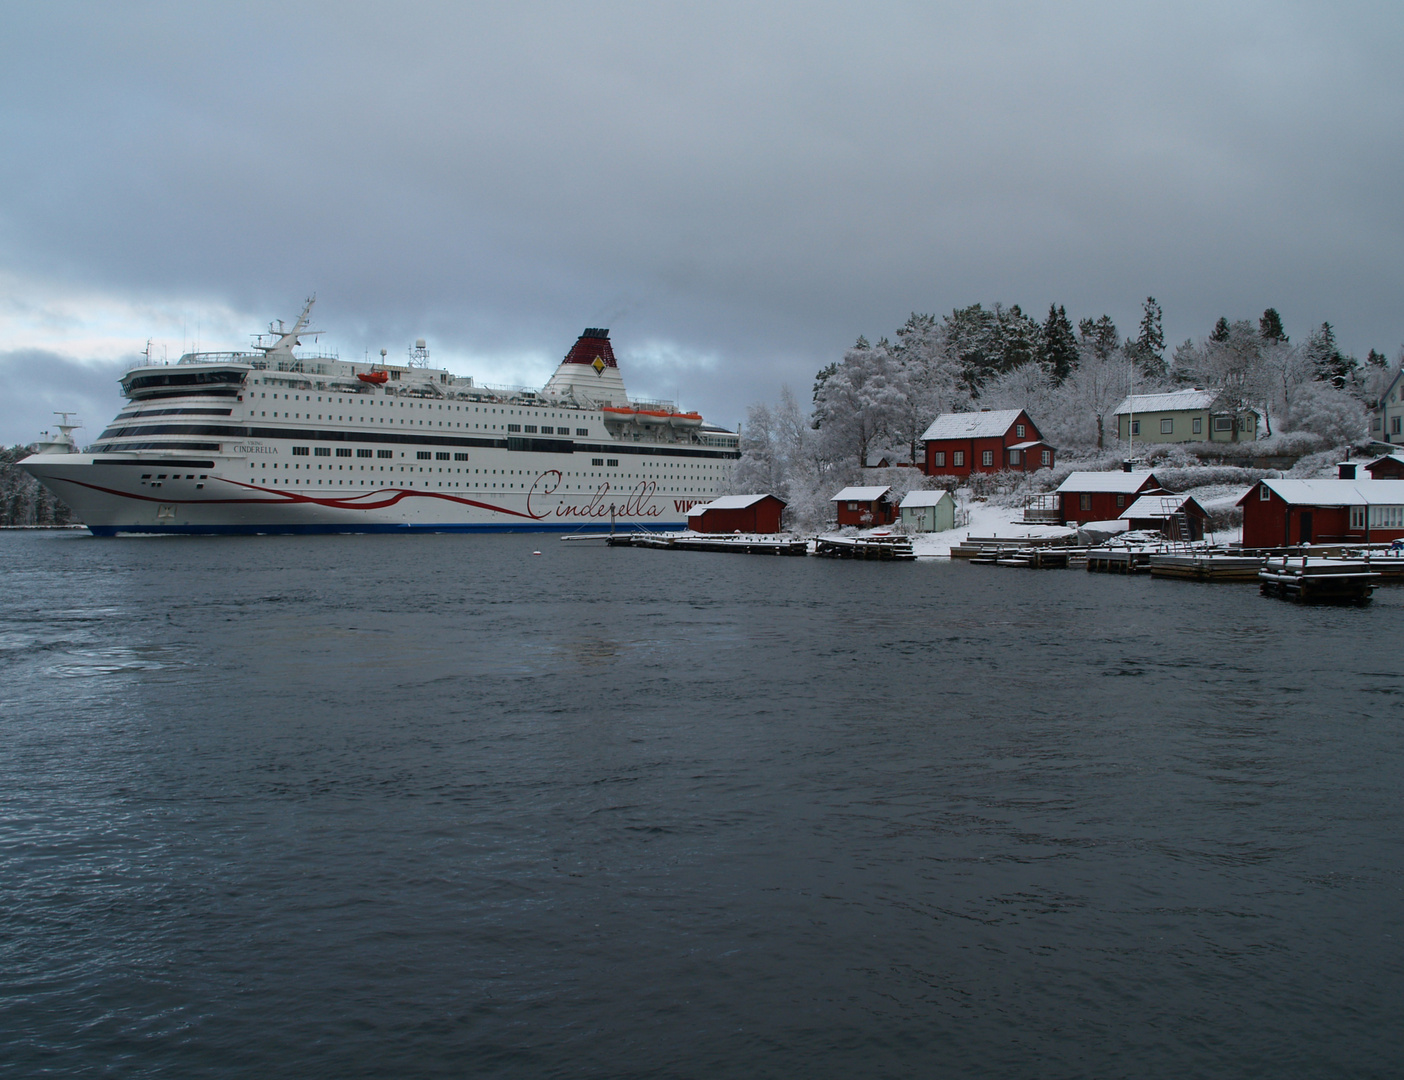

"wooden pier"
[968,545,1074,568]
[813,535,916,560]
[607,532,809,556]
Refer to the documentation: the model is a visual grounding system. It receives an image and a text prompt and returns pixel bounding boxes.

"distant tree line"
[0,446,76,527]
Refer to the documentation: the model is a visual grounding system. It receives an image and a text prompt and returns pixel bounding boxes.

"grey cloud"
[0,352,127,448]
[2,2,1404,435]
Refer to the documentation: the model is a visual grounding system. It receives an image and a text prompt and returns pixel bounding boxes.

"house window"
[1214,417,1233,431]
[1080,494,1092,511]
[1259,485,1271,501]
[981,450,993,467]
[1394,417,1402,434]
[953,451,964,466]
[847,502,858,511]
[1130,420,1140,436]
[1351,506,1366,529]
[933,451,946,467]
[1160,418,1174,434]
[1041,450,1051,466]
[1193,417,1203,434]
[1116,494,1125,508]
[1009,450,1020,465]
[1015,424,1025,438]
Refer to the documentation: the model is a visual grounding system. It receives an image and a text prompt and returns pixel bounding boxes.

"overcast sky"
[3,2,1403,445]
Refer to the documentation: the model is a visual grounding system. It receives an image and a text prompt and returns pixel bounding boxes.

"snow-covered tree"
[812,338,906,468]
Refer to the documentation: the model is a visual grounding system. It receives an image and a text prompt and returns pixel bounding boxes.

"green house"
[1114,389,1258,444]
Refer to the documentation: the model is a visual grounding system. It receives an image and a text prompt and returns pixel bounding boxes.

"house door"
[1299,511,1313,543]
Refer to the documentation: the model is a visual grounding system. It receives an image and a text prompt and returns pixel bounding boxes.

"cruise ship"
[20,300,739,535]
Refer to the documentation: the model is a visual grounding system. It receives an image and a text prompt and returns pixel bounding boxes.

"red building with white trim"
[1054,471,1166,525]
[830,485,896,527]
[920,409,1054,477]
[1238,479,1404,547]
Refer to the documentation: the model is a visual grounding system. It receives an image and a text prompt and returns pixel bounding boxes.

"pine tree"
[1259,308,1287,343]
[1210,317,1231,343]
[1129,296,1166,377]
[1038,304,1078,384]
[1306,322,1357,388]
[1077,315,1119,361]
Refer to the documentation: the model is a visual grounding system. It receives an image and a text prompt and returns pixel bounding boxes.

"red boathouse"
[687,494,786,534]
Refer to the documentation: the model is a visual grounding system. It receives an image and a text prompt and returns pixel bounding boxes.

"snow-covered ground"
[837,483,1253,557]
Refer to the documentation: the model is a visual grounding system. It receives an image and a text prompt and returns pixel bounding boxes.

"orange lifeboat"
[357,369,389,384]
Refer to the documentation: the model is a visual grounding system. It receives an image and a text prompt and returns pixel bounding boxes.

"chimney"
[1122,461,1134,473]
[1338,462,1357,480]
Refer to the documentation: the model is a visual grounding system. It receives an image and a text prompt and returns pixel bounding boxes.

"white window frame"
[981,450,994,467]
[1259,485,1272,501]
[953,451,964,466]
[1160,418,1174,434]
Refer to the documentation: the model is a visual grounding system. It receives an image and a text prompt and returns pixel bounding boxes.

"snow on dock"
[606,531,809,556]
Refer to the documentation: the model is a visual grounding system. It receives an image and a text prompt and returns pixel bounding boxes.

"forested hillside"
[0,447,75,527]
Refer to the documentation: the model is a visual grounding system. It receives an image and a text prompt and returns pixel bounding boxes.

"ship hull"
[21,453,709,535]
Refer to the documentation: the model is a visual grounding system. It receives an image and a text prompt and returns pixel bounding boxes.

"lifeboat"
[357,369,390,384]
[602,405,703,428]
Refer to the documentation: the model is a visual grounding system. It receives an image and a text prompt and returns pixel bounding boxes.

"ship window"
[293,446,309,455]
[157,474,167,479]
[357,449,372,458]
[416,451,431,460]
[336,448,351,457]
[607,459,618,466]
[592,458,604,466]
[577,428,588,435]
[524,425,537,433]
[314,447,330,456]
[435,452,450,460]
[142,474,151,479]
[507,424,521,432]
[377,450,393,459]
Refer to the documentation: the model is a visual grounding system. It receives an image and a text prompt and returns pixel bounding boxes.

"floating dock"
[1258,556,1379,603]
[1085,549,1153,574]
[813,535,916,560]
[1147,553,1264,582]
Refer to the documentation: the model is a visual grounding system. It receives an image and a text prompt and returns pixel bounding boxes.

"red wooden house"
[1366,454,1404,480]
[920,409,1055,477]
[830,485,896,527]
[1054,471,1165,525]
[687,494,786,534]
[1238,479,1404,547]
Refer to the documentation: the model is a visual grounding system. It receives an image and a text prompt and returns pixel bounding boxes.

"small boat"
[357,369,389,384]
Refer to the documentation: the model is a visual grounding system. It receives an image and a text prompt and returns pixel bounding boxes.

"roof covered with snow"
[1241,478,1404,506]
[1054,470,1161,494]
[899,489,954,508]
[1119,493,1203,519]
[831,485,892,502]
[687,493,782,514]
[920,409,1026,441]
[1112,389,1219,415]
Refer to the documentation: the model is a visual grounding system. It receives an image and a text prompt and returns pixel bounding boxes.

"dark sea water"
[2,530,1402,1079]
